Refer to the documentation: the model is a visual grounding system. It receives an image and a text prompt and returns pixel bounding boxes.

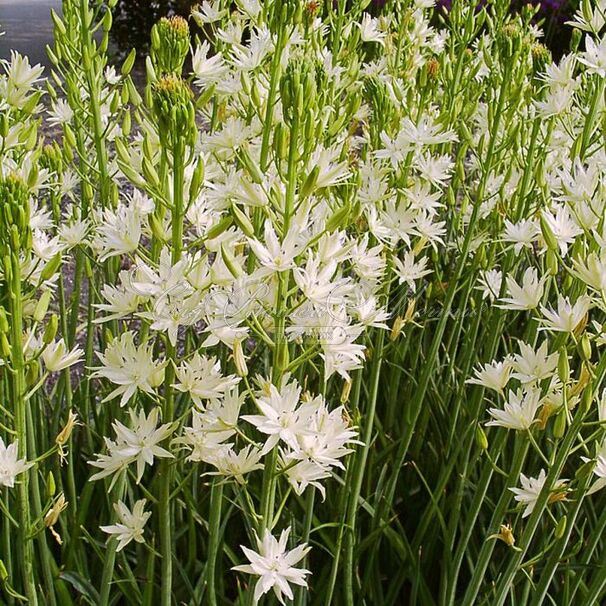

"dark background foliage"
[110,0,580,60]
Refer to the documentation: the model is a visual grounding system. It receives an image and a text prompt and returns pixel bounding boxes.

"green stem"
[206,480,224,606]
[8,253,38,605]
[159,134,185,606]
[343,328,386,606]
[98,473,127,606]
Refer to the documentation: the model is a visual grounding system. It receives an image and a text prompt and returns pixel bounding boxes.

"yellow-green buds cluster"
[280,60,317,127]
[152,74,196,148]
[0,175,32,258]
[151,16,190,76]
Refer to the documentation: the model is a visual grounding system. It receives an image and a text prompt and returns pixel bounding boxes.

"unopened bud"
[34,289,52,322]
[555,515,567,539]
[233,338,248,377]
[43,315,58,344]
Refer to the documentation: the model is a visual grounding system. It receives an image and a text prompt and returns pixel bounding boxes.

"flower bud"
[579,335,592,363]
[43,315,59,345]
[233,338,248,377]
[553,406,566,439]
[47,471,56,497]
[555,515,567,539]
[557,347,570,385]
[231,205,255,238]
[475,424,488,450]
[0,560,8,582]
[34,290,52,323]
[151,16,190,76]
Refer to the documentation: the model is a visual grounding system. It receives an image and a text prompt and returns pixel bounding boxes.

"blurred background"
[0,0,583,69]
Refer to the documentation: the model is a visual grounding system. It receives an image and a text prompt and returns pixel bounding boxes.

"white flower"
[476,269,503,301]
[232,527,311,605]
[499,267,546,311]
[206,444,264,483]
[541,205,582,256]
[91,333,166,407]
[358,14,386,45]
[573,252,606,292]
[502,219,539,254]
[89,408,174,484]
[539,295,590,333]
[192,0,226,24]
[582,441,606,495]
[486,387,542,431]
[94,202,143,261]
[248,221,302,273]
[192,41,228,86]
[512,341,558,385]
[0,438,32,488]
[173,353,240,407]
[578,36,606,77]
[393,251,432,292]
[47,98,73,126]
[510,469,567,518]
[42,339,84,372]
[242,381,305,453]
[100,499,151,551]
[467,359,512,392]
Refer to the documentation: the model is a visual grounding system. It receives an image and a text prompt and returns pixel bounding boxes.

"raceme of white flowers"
[2,0,606,604]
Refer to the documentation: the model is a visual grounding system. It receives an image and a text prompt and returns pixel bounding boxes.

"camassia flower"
[100,499,151,551]
[41,339,84,372]
[89,408,174,484]
[0,438,32,488]
[498,267,547,311]
[510,469,568,518]
[486,387,542,431]
[232,527,311,605]
[90,332,167,407]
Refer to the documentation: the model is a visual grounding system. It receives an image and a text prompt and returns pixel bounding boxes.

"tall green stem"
[8,253,38,605]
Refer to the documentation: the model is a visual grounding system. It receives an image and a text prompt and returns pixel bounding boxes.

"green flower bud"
[47,471,56,497]
[43,315,59,345]
[579,335,592,363]
[26,360,39,386]
[475,424,488,450]
[34,290,52,322]
[151,16,190,76]
[152,74,196,147]
[0,307,8,334]
[0,175,31,255]
[557,347,570,385]
[555,515,567,540]
[231,204,255,238]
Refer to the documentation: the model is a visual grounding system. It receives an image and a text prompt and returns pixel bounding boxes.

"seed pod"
[0,334,10,359]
